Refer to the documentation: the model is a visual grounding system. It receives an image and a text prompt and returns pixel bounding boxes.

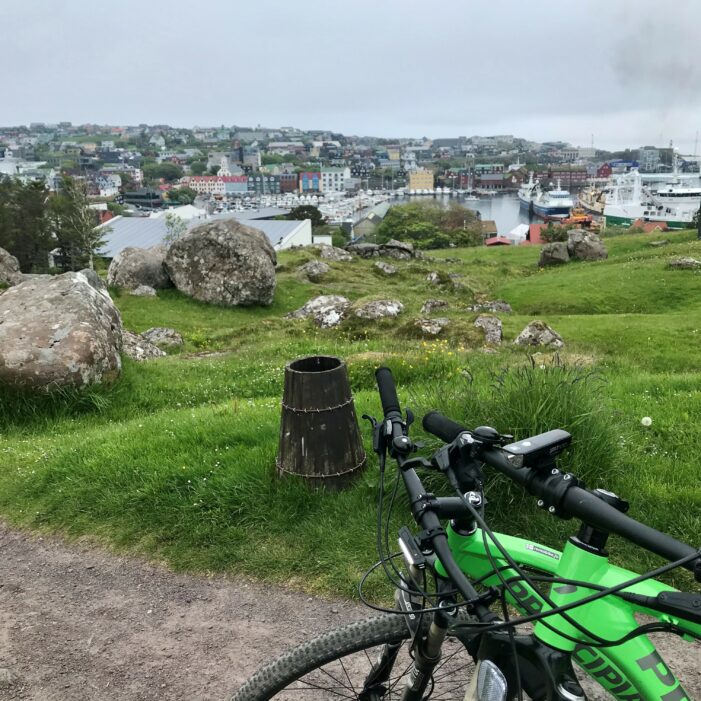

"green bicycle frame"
[435,524,701,700]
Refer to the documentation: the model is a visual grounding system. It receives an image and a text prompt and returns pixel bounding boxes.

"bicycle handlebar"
[375,367,402,418]
[423,411,698,569]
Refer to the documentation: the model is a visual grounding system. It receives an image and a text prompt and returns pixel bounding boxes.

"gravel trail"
[0,523,698,700]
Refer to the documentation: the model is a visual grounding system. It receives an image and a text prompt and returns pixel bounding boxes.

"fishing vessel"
[518,173,574,218]
[603,169,701,229]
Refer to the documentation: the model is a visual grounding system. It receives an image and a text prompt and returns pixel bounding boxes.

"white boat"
[518,174,573,218]
[603,169,700,229]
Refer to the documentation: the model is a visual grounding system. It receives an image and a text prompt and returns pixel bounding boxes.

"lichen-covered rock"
[539,242,570,267]
[0,247,24,286]
[0,271,122,390]
[415,317,449,335]
[514,320,564,349]
[567,230,607,261]
[474,314,503,345]
[354,299,404,319]
[142,327,184,348]
[347,243,380,258]
[668,256,701,270]
[287,295,351,328]
[380,239,414,260]
[426,272,441,284]
[318,245,352,262]
[107,246,171,289]
[466,300,512,313]
[299,260,331,282]
[78,268,108,294]
[129,284,157,297]
[165,220,276,306]
[121,330,166,361]
[649,240,669,248]
[374,261,398,276]
[421,299,449,315]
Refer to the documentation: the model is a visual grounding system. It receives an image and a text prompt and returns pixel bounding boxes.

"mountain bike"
[231,367,701,700]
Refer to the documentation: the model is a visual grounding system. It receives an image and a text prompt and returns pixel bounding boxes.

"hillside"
[0,231,700,595]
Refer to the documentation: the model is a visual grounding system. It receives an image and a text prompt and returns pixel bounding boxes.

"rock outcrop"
[141,327,184,348]
[318,245,353,262]
[287,295,351,328]
[380,239,414,260]
[421,299,449,315]
[514,320,564,349]
[415,318,449,336]
[466,300,512,313]
[107,246,171,289]
[129,285,157,297]
[299,260,331,282]
[165,220,276,306]
[346,243,380,258]
[0,272,122,390]
[474,314,503,345]
[0,248,24,287]
[354,299,404,319]
[668,256,701,270]
[121,330,166,362]
[374,261,398,276]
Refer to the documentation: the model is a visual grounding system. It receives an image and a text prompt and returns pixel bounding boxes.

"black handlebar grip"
[422,411,468,443]
[375,367,401,417]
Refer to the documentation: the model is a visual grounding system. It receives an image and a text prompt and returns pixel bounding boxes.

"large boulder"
[0,247,23,287]
[165,220,276,306]
[0,272,122,390]
[107,246,171,289]
[380,239,414,260]
[346,243,380,258]
[539,242,570,267]
[566,230,607,261]
[287,295,351,328]
[514,320,564,349]
[354,299,404,319]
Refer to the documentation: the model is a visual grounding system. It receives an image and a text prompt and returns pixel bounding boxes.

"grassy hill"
[0,231,699,595]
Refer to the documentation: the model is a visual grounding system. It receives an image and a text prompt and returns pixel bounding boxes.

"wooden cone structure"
[277,355,366,491]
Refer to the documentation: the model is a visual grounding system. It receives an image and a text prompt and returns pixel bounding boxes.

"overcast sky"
[2,0,700,151]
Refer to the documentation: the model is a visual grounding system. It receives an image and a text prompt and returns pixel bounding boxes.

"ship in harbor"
[603,169,701,229]
[518,173,574,218]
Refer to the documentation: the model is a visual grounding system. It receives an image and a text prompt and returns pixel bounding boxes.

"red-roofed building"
[485,236,512,246]
[630,218,670,233]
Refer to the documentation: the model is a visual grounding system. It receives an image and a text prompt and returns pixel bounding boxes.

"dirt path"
[0,523,699,700]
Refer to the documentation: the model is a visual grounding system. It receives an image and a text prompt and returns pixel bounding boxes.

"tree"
[695,204,701,240]
[375,201,482,249]
[142,162,184,184]
[49,177,107,270]
[163,212,187,245]
[172,186,197,204]
[189,160,207,176]
[0,176,53,272]
[285,205,325,228]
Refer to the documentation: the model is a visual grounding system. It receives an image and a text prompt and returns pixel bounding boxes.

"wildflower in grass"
[641,416,653,427]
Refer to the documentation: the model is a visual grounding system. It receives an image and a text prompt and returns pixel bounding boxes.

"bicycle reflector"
[464,659,508,701]
[502,430,572,470]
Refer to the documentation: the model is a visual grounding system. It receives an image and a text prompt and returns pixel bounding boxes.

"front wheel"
[230,613,477,700]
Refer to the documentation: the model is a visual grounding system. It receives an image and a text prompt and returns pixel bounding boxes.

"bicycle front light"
[464,659,508,701]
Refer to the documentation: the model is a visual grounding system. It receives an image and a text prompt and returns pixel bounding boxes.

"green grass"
[0,230,699,595]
